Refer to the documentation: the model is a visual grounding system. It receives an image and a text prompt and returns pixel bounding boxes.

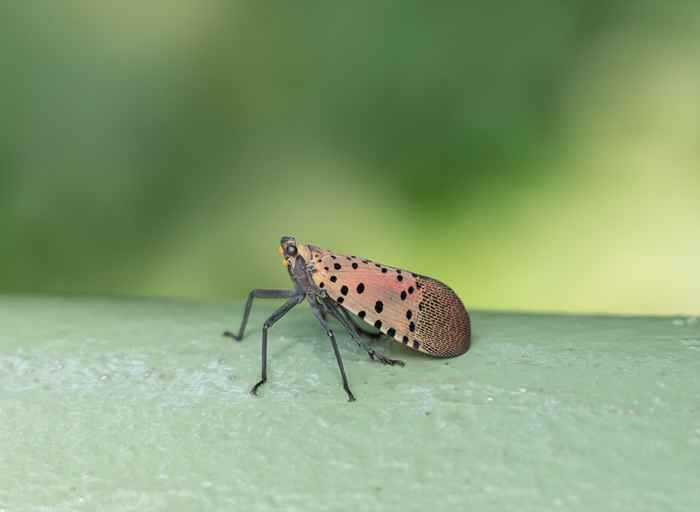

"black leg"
[325,301,405,367]
[309,303,356,401]
[250,294,305,396]
[224,289,296,341]
[359,329,383,340]
[337,306,383,340]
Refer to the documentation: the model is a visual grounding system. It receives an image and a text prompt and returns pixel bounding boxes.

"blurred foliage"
[0,1,698,315]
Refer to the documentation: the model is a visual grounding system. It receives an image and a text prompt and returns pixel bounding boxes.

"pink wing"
[306,246,470,357]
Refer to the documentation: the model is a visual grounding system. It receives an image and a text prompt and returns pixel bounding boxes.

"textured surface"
[1,296,699,511]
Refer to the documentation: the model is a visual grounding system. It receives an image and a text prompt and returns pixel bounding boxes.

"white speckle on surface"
[681,339,700,350]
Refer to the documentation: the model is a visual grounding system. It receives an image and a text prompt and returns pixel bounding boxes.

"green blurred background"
[1,1,698,315]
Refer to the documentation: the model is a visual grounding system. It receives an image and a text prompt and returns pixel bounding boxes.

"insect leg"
[250,293,305,396]
[223,289,297,341]
[325,302,404,367]
[308,303,356,402]
[337,306,382,340]
[317,299,365,346]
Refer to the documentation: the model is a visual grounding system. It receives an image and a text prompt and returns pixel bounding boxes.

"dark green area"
[1,2,699,315]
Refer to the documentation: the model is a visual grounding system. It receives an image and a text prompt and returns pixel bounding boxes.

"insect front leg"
[250,293,305,396]
[308,301,355,402]
[223,289,297,341]
[325,302,404,367]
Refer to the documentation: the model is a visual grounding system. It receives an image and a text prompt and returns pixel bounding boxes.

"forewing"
[307,247,470,357]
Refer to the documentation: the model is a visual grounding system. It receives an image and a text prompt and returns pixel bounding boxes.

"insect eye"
[285,245,297,256]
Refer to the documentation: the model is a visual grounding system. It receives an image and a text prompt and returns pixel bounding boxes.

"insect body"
[224,236,471,401]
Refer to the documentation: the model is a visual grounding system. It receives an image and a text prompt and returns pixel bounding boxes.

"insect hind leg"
[325,301,405,367]
[341,308,382,340]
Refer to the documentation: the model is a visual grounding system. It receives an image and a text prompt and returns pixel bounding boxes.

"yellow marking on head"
[277,246,283,256]
[281,259,288,267]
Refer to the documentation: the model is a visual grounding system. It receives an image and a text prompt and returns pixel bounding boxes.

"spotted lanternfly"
[224,236,471,401]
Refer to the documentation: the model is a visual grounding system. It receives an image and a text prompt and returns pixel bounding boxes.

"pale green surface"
[1,296,699,511]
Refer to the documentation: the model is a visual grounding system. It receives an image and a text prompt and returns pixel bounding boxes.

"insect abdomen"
[414,276,470,357]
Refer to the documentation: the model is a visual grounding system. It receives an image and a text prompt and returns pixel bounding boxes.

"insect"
[224,236,471,401]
